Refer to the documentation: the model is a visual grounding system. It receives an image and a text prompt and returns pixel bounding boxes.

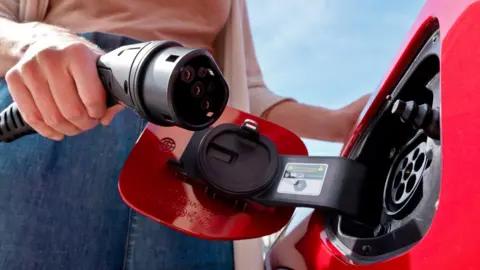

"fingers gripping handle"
[0,68,118,143]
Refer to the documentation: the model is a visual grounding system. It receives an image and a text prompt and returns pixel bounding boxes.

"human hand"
[337,93,371,142]
[5,26,123,141]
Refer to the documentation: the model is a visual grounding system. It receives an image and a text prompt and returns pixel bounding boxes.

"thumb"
[100,104,124,126]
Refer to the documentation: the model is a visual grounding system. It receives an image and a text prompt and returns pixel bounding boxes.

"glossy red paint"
[118,106,308,240]
[268,0,480,269]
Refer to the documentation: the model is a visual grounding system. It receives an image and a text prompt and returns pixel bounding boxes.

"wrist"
[263,100,345,142]
[261,99,297,120]
[9,22,66,57]
[332,107,359,143]
[0,19,74,76]
[17,22,103,57]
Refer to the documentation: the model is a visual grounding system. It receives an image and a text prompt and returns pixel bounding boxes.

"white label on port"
[276,162,328,196]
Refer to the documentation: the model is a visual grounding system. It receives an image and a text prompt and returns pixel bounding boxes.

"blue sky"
[246,0,426,156]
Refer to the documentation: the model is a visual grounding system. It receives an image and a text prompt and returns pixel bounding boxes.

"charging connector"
[0,40,229,143]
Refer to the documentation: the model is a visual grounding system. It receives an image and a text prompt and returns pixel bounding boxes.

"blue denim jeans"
[0,32,234,270]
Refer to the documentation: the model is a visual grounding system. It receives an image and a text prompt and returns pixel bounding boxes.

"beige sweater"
[0,0,291,269]
[0,0,291,117]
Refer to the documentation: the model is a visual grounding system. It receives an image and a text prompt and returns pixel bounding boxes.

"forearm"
[0,19,74,76]
[263,94,371,143]
[263,100,347,142]
[0,18,28,76]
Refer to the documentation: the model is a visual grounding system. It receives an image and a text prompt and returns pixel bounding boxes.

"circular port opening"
[172,55,228,130]
[384,139,428,216]
[415,153,425,171]
[406,175,416,193]
[413,148,419,159]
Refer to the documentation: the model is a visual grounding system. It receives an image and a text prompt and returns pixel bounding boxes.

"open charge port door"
[325,28,442,264]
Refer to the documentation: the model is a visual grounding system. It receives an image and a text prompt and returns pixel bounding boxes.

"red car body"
[119,0,480,269]
[266,0,480,269]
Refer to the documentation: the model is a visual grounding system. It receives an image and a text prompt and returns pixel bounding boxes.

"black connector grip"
[0,82,118,143]
[0,103,36,142]
[97,67,120,108]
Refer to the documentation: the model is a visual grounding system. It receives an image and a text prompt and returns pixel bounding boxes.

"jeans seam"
[121,103,144,270]
[137,117,146,135]
[121,208,134,270]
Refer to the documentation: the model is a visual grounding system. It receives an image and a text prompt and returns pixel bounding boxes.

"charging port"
[325,28,441,264]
